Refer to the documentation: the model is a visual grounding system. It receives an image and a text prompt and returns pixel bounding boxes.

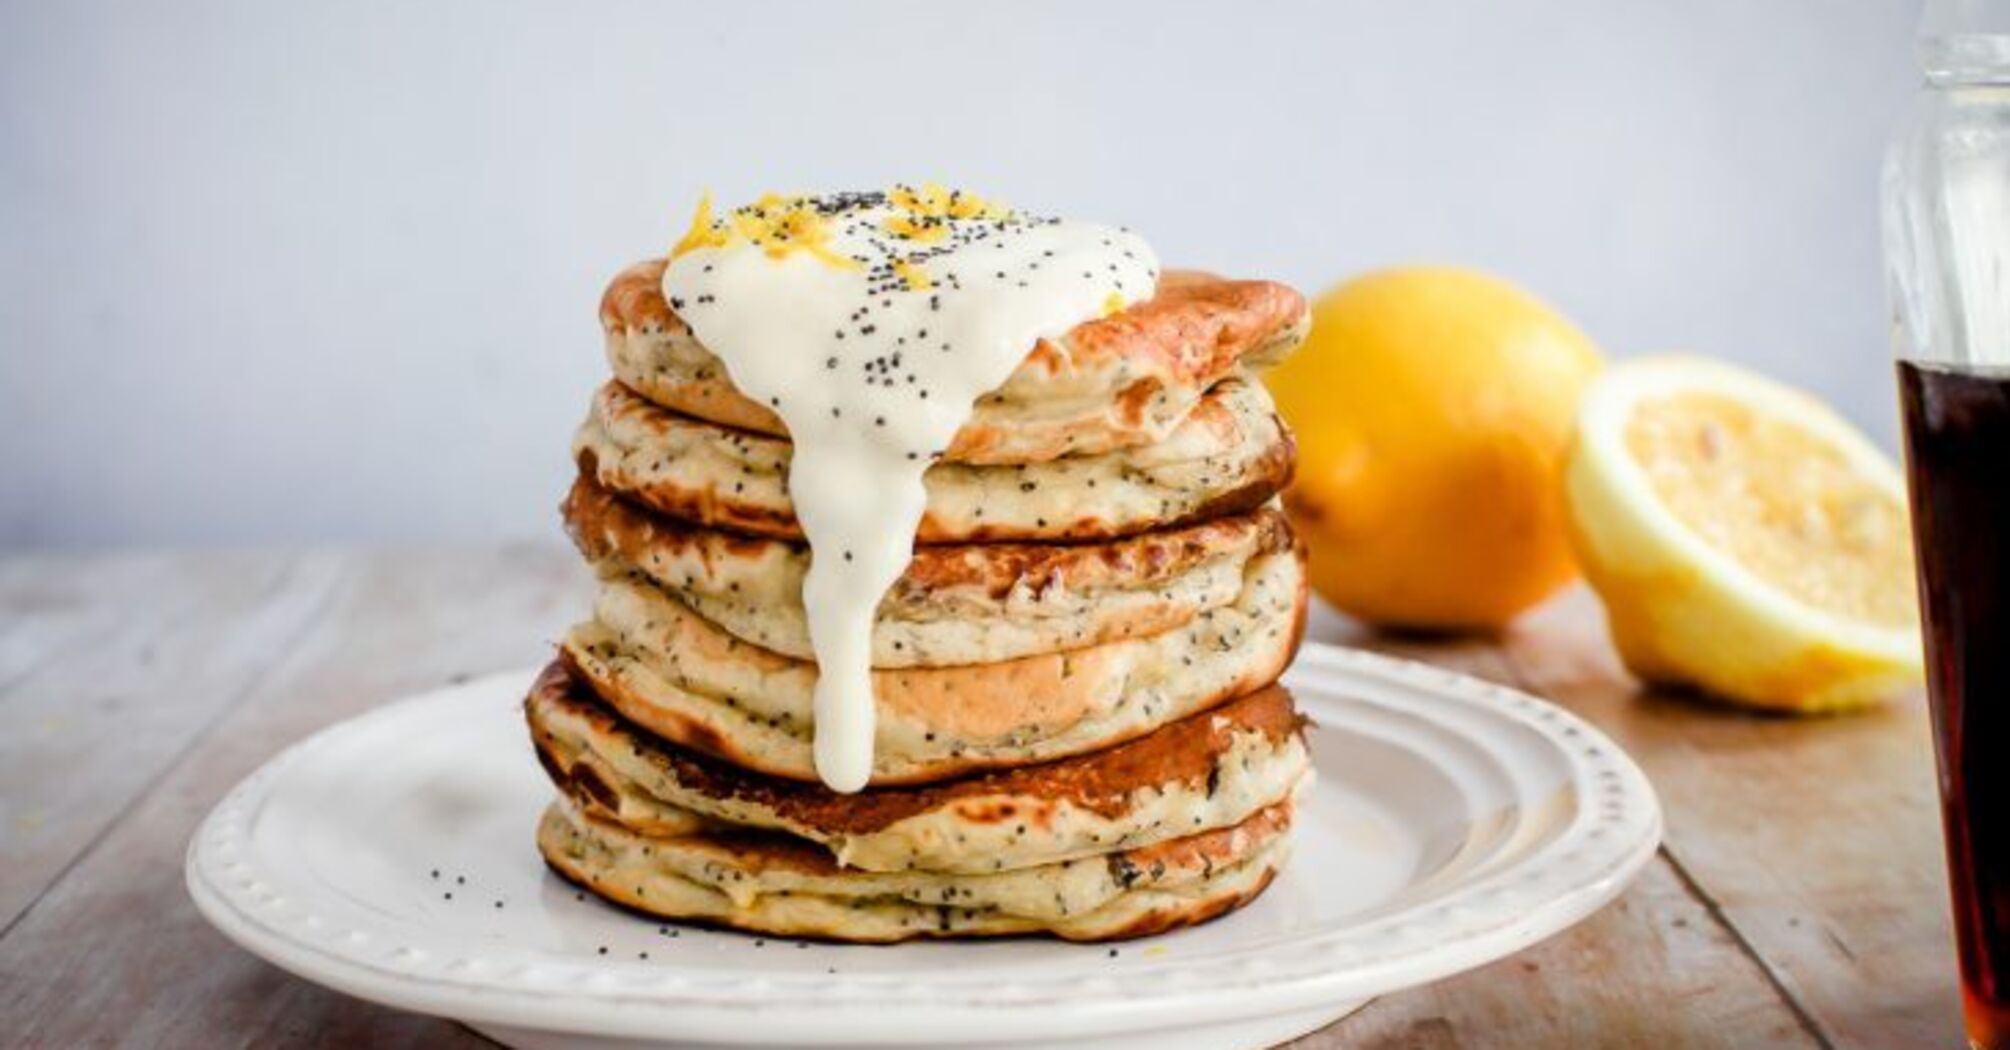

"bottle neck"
[1920,0,2010,86]
[1921,34,2010,87]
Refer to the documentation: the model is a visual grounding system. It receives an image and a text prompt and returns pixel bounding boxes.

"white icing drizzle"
[662,188,1158,792]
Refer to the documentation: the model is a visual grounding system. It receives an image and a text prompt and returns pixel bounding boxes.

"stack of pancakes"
[528,260,1315,942]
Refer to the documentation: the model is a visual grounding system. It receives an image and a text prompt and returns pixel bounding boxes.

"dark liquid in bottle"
[1899,359,2010,1049]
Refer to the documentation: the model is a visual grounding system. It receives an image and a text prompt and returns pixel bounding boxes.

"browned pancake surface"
[564,472,1295,609]
[525,659,1303,837]
[600,259,1307,463]
[573,378,1295,545]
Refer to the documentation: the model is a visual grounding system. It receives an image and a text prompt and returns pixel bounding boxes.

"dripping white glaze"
[661,188,1158,792]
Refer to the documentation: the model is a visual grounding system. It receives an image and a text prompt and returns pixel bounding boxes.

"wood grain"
[1286,861,1819,1050]
[0,545,581,1049]
[1492,589,1964,1050]
[0,551,345,931]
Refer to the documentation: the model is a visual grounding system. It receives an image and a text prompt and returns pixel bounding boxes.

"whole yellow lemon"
[1266,267,1602,630]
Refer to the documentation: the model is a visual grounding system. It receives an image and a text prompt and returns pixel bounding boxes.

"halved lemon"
[1563,356,1924,712]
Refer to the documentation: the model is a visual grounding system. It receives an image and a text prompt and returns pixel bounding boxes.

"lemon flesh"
[1566,357,1924,712]
[1626,392,1918,629]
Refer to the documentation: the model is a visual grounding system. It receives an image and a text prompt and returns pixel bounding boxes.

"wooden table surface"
[0,546,1965,1049]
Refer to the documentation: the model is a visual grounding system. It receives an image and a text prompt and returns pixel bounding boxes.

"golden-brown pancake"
[563,473,1300,668]
[573,377,1295,544]
[602,260,1309,466]
[536,796,1290,943]
[559,544,1306,785]
[526,661,1312,874]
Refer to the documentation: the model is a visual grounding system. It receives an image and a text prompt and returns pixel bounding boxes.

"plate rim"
[185,641,1663,1044]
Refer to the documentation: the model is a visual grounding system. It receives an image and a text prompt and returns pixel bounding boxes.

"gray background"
[0,0,1919,547]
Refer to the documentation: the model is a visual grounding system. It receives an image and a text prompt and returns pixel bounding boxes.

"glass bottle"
[1883,2,2010,1047]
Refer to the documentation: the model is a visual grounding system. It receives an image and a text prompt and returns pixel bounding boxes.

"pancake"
[602,260,1309,466]
[563,474,1300,668]
[526,662,1312,874]
[560,546,1306,785]
[572,377,1295,544]
[537,797,1291,943]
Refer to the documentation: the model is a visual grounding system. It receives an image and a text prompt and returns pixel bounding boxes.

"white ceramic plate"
[186,642,1661,1050]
